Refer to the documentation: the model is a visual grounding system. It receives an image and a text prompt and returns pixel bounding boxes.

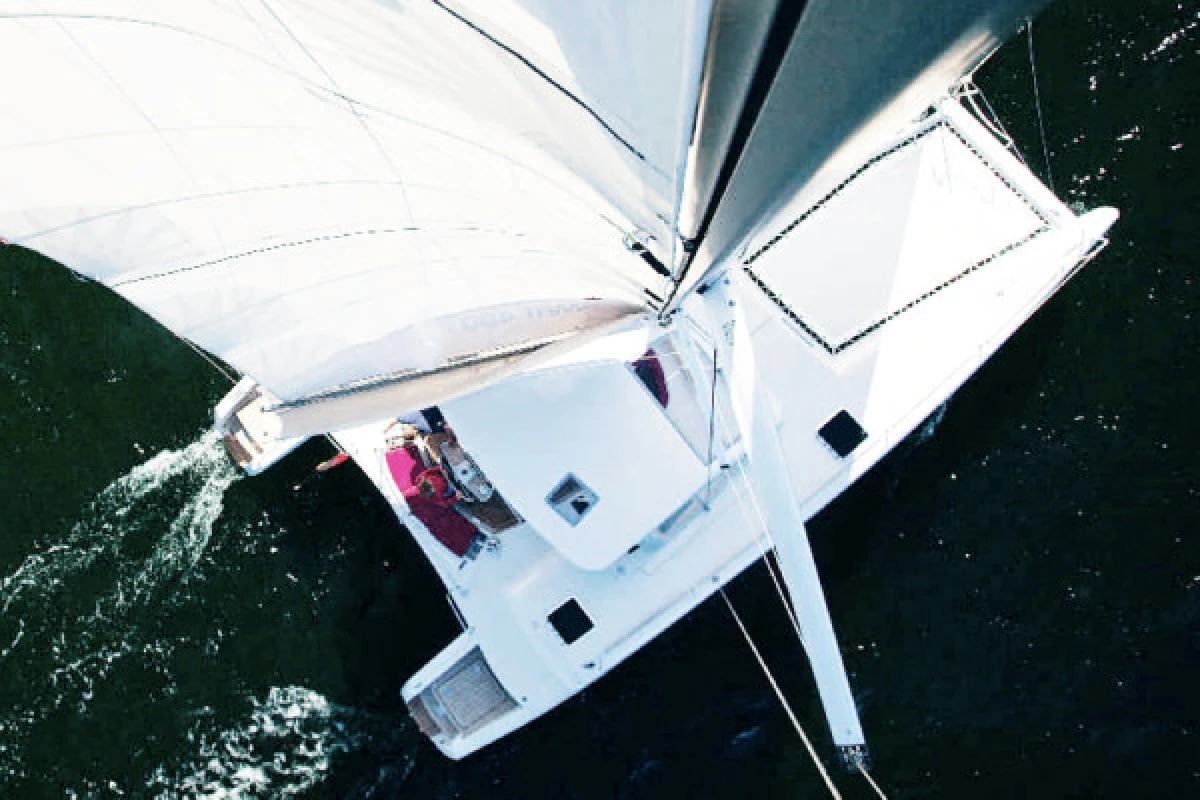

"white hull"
[310,100,1116,759]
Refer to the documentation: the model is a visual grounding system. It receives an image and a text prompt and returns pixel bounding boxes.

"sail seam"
[14,180,418,243]
[741,119,1054,354]
[109,228,422,286]
[430,1,646,164]
[257,0,416,229]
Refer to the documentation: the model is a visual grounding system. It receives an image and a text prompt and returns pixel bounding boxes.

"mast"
[667,0,1051,312]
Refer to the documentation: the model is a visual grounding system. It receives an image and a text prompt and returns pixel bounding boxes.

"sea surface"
[1,1,1197,797]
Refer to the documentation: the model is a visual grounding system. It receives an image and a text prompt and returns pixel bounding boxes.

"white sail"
[0,0,712,406]
[672,0,1051,302]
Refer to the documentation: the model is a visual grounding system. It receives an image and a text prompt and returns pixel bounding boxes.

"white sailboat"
[0,0,1115,772]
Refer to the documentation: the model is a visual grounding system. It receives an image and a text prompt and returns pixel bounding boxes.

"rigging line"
[701,377,807,642]
[674,338,794,620]
[717,423,807,645]
[15,179,412,243]
[428,0,646,164]
[703,347,719,507]
[1026,17,1055,193]
[719,587,842,800]
[858,760,892,800]
[176,336,237,386]
[110,227,419,286]
[714,410,889,800]
[258,0,417,227]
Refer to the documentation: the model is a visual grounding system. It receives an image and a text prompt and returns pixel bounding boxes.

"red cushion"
[385,445,424,493]
[402,493,479,557]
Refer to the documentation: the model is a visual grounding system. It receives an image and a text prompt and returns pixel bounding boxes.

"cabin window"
[626,334,730,465]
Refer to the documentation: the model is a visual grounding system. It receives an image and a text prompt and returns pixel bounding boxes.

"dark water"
[1,1,1197,797]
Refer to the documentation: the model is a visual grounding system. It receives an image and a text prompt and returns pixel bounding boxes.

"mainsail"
[0,0,711,411]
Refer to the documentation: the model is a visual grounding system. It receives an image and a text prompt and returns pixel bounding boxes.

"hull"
[305,100,1117,759]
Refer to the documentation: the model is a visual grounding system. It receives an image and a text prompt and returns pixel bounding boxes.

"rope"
[716,429,896,800]
[719,588,842,800]
[178,333,348,464]
[722,454,807,643]
[178,336,237,385]
[688,331,809,654]
[1026,17,1055,192]
[858,761,892,800]
[701,318,888,799]
[703,347,719,506]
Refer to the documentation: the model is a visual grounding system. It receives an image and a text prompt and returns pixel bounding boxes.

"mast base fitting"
[836,744,872,773]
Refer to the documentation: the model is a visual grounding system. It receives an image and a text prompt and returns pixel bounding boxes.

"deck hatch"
[548,598,594,645]
[546,473,598,526]
[819,410,867,458]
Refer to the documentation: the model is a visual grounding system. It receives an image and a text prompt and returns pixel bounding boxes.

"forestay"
[0,0,712,409]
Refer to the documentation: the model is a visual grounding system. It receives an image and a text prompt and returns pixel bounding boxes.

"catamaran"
[0,0,1114,775]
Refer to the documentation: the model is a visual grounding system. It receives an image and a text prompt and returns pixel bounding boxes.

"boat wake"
[145,685,415,799]
[0,431,239,783]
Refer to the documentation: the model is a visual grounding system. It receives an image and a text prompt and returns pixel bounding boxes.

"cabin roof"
[444,359,707,570]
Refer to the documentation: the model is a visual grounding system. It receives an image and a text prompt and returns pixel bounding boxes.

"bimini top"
[444,358,707,571]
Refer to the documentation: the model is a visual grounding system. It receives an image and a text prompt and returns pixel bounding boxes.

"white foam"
[146,686,414,799]
[1,430,230,613]
[0,431,239,773]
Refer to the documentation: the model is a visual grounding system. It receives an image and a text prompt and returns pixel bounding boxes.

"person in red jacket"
[407,466,458,507]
